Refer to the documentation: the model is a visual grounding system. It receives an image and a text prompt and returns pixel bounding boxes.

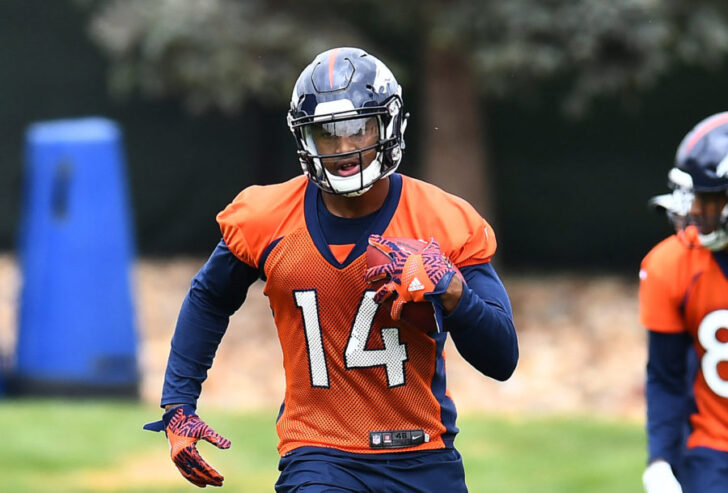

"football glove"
[144,404,231,488]
[365,235,456,320]
[642,460,682,493]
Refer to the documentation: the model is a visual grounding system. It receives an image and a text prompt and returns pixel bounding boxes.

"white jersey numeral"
[294,290,329,387]
[698,309,728,398]
[345,291,408,387]
[295,290,408,389]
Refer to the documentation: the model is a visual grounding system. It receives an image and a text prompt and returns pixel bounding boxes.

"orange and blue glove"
[144,404,231,488]
[365,235,457,321]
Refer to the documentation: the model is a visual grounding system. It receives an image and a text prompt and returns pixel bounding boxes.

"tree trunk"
[421,47,493,220]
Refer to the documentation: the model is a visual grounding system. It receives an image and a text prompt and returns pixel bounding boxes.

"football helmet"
[287,47,408,196]
[651,112,728,250]
[648,167,695,233]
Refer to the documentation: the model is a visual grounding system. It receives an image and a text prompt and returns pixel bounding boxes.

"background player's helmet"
[648,167,694,233]
[663,112,728,249]
[287,47,408,196]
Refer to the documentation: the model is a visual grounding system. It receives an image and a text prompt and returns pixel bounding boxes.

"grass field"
[1,399,646,492]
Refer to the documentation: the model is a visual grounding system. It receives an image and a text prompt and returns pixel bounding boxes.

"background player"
[144,46,518,492]
[640,112,728,493]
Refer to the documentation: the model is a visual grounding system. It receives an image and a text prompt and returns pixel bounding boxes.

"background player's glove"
[144,404,231,488]
[642,460,682,493]
[365,235,456,320]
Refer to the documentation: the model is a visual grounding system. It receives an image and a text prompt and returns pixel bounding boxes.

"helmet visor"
[302,116,380,157]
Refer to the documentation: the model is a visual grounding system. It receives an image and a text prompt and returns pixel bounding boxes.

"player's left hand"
[642,460,682,493]
[144,404,231,488]
[365,234,456,320]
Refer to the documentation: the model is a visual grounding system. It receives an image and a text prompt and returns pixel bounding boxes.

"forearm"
[645,330,691,465]
[446,283,518,380]
[436,263,518,380]
[161,293,231,406]
[160,239,258,407]
[646,377,687,466]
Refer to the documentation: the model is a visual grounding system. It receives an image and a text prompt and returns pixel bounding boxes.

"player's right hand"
[143,404,231,488]
[642,460,682,493]
[365,235,456,320]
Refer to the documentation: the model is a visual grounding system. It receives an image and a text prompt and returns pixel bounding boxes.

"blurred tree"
[82,0,364,114]
[84,0,728,218]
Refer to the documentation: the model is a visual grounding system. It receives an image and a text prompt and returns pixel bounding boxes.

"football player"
[640,112,728,493]
[145,47,519,492]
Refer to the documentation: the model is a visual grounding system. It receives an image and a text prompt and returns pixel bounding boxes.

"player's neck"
[321,177,390,218]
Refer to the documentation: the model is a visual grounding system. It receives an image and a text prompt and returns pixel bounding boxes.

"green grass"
[458,414,646,493]
[0,399,646,492]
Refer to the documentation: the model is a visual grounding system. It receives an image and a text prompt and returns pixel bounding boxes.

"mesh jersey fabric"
[217,173,496,455]
[640,228,728,452]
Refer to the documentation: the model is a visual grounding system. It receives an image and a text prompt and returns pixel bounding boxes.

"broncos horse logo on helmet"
[287,47,408,197]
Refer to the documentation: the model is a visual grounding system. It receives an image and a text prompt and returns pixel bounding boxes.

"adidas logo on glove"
[408,277,425,292]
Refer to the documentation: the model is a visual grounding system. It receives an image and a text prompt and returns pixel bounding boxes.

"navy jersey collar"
[713,250,728,280]
[316,193,380,245]
[304,174,402,268]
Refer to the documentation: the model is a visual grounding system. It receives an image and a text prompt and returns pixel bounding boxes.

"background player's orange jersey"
[218,173,496,455]
[640,228,728,452]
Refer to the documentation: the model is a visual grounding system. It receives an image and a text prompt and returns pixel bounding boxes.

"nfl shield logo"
[372,433,381,445]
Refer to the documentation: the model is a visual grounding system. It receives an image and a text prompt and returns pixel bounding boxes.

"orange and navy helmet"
[650,112,728,249]
[675,112,728,193]
[287,47,408,197]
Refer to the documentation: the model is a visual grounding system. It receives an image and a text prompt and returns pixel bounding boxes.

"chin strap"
[699,227,728,251]
[324,157,384,196]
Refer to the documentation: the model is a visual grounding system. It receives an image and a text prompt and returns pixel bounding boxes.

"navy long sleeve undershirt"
[645,330,692,465]
[161,239,518,407]
[443,262,518,381]
[161,240,258,407]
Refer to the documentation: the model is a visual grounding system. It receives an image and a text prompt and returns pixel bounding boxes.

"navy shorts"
[275,446,468,493]
[678,447,728,493]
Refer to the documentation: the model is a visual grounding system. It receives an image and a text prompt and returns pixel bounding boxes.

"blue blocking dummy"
[16,117,139,397]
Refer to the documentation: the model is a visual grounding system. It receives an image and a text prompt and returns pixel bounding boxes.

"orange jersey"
[639,228,728,451]
[217,174,496,456]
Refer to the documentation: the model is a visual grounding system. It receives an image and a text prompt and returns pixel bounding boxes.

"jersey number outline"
[698,309,728,398]
[294,290,408,388]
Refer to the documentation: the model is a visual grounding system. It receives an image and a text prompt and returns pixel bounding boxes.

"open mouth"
[689,216,721,235]
[334,158,361,177]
